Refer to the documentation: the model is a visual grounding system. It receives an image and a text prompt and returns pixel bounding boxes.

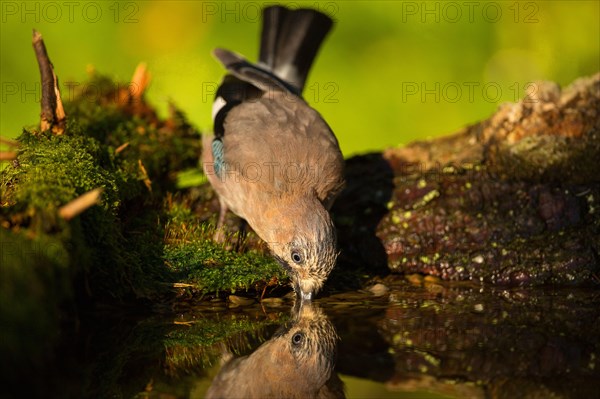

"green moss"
[494,130,600,184]
[2,71,289,304]
[3,119,183,298]
[163,204,288,295]
[165,244,285,294]
[1,72,297,386]
[2,130,136,236]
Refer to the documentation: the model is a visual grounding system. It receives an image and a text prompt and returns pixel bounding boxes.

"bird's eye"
[292,332,304,345]
[291,250,303,264]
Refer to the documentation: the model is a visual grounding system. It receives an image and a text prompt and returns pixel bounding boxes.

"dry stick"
[0,151,17,161]
[129,62,150,100]
[115,142,130,154]
[32,30,66,134]
[0,137,19,147]
[138,159,152,192]
[172,283,194,288]
[59,188,103,220]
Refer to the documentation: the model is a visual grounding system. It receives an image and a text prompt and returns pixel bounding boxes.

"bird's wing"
[213,48,301,96]
[220,91,344,206]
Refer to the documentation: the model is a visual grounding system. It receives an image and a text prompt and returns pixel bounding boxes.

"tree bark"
[333,73,600,286]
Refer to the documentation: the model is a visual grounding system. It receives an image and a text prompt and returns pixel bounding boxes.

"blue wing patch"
[212,138,225,179]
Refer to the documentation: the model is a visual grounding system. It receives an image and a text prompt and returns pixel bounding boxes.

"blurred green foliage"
[1,0,598,155]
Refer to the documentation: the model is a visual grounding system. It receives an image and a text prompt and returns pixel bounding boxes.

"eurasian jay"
[206,301,344,398]
[202,6,344,300]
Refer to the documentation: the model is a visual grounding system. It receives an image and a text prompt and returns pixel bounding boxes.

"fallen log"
[333,73,600,286]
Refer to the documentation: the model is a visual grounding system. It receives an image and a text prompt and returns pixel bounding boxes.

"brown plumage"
[205,302,345,399]
[202,6,344,299]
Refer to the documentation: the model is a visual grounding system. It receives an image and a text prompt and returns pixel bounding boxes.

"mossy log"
[333,73,600,286]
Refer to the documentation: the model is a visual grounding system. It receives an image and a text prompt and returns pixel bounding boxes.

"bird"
[202,5,345,300]
[205,301,345,398]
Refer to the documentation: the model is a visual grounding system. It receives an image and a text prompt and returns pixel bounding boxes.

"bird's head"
[267,198,338,300]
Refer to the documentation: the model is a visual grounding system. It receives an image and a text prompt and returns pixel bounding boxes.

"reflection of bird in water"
[206,302,345,398]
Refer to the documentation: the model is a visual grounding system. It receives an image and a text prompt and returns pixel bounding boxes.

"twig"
[0,137,19,147]
[115,142,130,154]
[173,320,195,326]
[0,151,17,161]
[32,30,65,135]
[58,188,103,220]
[173,282,195,288]
[138,159,152,192]
[129,62,151,101]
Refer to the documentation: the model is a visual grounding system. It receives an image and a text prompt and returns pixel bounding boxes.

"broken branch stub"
[32,30,66,135]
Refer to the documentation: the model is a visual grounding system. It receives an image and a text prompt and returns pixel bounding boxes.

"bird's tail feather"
[259,6,333,93]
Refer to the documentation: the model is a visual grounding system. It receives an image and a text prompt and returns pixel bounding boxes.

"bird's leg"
[213,197,228,243]
[234,219,248,252]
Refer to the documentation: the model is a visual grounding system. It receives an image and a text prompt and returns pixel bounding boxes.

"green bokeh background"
[1,0,598,156]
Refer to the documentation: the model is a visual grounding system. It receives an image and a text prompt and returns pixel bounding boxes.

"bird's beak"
[293,279,313,302]
[299,290,313,301]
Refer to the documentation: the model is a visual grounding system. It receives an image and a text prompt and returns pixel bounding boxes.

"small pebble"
[472,255,485,264]
[368,283,389,297]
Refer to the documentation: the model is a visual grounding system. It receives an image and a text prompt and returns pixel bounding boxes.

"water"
[13,277,600,398]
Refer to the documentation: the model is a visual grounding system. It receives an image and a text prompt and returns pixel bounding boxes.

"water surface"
[28,278,600,398]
